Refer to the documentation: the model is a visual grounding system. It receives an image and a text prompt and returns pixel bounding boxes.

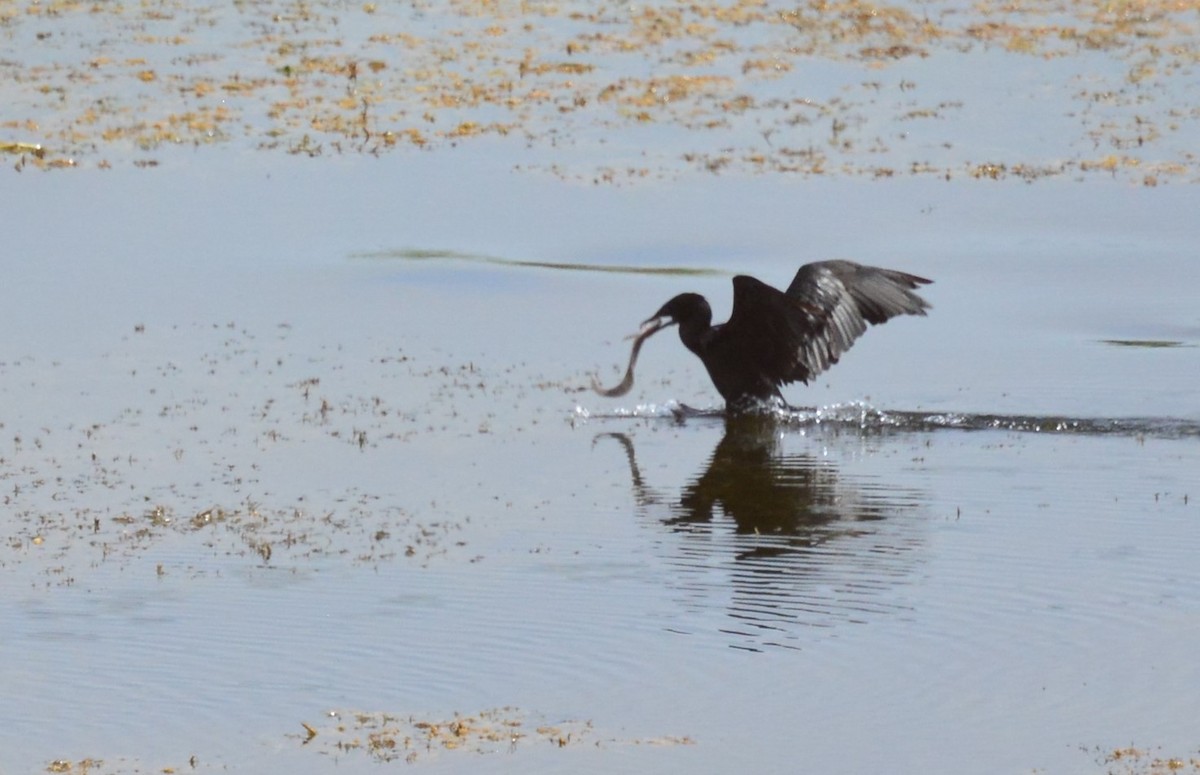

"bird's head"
[640,293,711,336]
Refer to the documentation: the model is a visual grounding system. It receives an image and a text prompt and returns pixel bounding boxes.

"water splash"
[576,400,1200,439]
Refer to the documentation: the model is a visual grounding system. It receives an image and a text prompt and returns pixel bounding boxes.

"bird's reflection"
[598,414,892,535]
[595,415,926,651]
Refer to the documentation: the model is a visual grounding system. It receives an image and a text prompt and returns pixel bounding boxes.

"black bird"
[593,260,932,409]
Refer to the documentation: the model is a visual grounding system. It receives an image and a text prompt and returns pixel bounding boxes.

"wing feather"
[723,261,931,393]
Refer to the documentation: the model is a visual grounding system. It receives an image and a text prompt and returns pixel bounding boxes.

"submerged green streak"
[352,248,726,277]
[1099,339,1190,349]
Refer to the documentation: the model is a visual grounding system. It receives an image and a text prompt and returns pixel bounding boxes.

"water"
[3,1,1200,772]
[2,158,1197,774]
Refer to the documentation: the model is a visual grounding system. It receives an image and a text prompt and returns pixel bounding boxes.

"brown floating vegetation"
[305,707,694,765]
[0,321,493,589]
[1092,744,1200,775]
[40,708,694,772]
[1,0,1198,182]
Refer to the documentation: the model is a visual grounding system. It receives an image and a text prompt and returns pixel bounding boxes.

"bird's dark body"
[647,260,932,409]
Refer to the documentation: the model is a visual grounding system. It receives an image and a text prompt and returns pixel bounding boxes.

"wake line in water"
[574,401,1200,439]
[870,409,1200,438]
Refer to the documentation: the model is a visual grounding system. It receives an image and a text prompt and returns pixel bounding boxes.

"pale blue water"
[2,156,1198,775]
[3,0,1200,770]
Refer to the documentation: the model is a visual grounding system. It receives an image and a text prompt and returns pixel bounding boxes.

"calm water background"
[3,2,1200,773]
[2,155,1197,774]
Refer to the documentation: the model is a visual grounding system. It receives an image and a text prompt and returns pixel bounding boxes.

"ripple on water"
[585,417,934,652]
[580,403,1199,666]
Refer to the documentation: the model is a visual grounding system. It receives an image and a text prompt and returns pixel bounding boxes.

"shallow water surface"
[2,155,1198,774]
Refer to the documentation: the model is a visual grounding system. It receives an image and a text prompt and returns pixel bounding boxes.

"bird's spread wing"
[726,261,932,388]
[722,276,814,390]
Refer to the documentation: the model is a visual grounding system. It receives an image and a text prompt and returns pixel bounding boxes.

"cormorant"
[593,260,932,409]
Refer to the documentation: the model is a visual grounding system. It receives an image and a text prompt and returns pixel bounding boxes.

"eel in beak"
[591,315,674,397]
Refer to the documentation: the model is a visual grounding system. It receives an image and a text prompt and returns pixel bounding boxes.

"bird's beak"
[625,314,674,341]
